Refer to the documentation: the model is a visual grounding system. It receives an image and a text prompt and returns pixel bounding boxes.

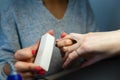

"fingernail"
[32,50,36,55]
[61,32,67,38]
[48,29,54,35]
[34,66,45,75]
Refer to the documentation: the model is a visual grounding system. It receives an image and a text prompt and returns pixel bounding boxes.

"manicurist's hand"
[56,30,120,68]
[3,30,54,80]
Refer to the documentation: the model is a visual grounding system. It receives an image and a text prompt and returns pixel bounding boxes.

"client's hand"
[56,31,120,68]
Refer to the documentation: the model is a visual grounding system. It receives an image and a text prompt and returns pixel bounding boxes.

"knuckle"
[64,39,73,46]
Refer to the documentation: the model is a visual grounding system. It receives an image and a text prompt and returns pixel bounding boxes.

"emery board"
[34,33,55,71]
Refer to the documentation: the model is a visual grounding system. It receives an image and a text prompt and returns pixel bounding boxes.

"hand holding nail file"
[34,33,55,72]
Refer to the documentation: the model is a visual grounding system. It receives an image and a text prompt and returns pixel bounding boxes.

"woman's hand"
[56,30,120,68]
[4,41,42,80]
[3,30,54,80]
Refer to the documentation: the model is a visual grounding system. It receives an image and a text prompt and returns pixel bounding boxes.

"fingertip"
[61,32,67,38]
[31,50,36,55]
[34,66,45,75]
[14,51,29,60]
[55,40,64,48]
[47,29,54,35]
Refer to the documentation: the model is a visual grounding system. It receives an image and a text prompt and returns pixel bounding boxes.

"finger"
[14,41,40,60]
[56,32,67,41]
[63,43,81,53]
[63,50,79,68]
[62,43,81,61]
[63,46,87,65]
[56,33,82,42]
[56,39,73,48]
[14,49,35,61]
[63,33,83,42]
[61,46,68,52]
[56,34,72,42]
[61,32,67,38]
[56,33,83,48]
[15,61,39,72]
[62,51,69,61]
[46,29,54,35]
[15,61,45,75]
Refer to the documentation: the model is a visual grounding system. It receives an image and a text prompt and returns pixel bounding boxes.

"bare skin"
[3,30,54,80]
[43,0,68,19]
[56,30,120,68]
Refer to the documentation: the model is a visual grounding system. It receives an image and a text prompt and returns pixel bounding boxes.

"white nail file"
[34,33,55,71]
